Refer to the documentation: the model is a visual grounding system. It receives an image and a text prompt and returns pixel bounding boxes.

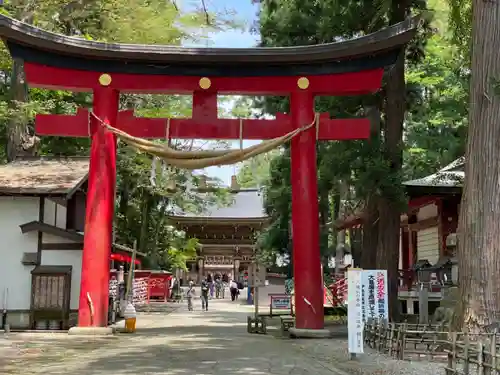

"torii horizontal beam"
[36,91,371,140]
[36,109,370,140]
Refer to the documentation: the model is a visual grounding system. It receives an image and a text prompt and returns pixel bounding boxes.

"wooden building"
[400,158,462,272]
[167,189,270,284]
[334,158,463,311]
[0,157,143,330]
[398,158,462,313]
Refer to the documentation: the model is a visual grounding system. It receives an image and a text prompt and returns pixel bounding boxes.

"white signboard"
[347,269,364,354]
[362,270,388,323]
[270,294,291,309]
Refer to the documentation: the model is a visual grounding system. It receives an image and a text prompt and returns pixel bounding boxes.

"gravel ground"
[287,336,450,375]
[0,300,469,375]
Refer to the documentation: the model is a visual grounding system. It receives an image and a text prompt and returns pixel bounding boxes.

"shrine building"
[0,157,144,330]
[334,158,463,313]
[167,189,270,284]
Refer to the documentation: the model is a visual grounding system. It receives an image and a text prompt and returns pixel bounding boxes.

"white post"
[126,240,138,301]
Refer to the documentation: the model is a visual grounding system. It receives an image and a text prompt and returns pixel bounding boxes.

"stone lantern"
[412,259,437,324]
[413,259,434,283]
[433,256,458,286]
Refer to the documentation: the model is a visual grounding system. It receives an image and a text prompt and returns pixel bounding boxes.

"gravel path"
[0,297,452,375]
[291,338,448,375]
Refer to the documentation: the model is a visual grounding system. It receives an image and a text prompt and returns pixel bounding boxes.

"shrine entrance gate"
[0,15,418,332]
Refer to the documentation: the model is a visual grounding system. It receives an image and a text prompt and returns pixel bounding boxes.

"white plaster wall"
[43,200,71,244]
[43,199,57,226]
[43,199,67,228]
[41,250,82,310]
[417,203,438,221]
[0,196,39,310]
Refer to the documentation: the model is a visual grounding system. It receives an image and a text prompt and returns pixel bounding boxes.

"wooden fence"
[365,320,500,375]
[445,332,500,375]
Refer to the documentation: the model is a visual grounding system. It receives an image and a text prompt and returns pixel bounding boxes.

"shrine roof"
[403,158,464,188]
[168,189,269,224]
[0,15,420,76]
[0,156,89,196]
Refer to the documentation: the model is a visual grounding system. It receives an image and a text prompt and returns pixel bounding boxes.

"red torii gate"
[0,15,418,333]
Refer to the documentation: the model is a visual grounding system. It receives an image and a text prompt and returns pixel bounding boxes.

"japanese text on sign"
[270,295,291,309]
[347,269,364,354]
[361,270,388,323]
[377,271,386,320]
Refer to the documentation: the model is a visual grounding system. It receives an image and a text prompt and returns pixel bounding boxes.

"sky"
[181,0,261,185]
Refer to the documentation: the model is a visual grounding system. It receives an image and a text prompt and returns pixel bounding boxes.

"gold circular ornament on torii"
[297,77,310,90]
[99,73,112,86]
[199,77,212,90]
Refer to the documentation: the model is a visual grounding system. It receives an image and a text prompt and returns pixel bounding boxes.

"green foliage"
[446,0,472,59]
[246,0,468,269]
[0,0,239,271]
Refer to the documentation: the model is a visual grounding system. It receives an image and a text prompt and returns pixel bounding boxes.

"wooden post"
[489,333,497,374]
[400,323,408,360]
[477,341,485,375]
[396,325,403,359]
[446,331,457,375]
[463,333,470,375]
[388,323,395,357]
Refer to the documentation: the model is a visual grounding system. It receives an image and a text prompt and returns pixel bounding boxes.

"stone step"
[134,303,180,313]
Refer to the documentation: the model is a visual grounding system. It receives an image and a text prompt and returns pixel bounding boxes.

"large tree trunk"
[6,59,40,161]
[454,0,500,332]
[375,0,408,322]
[361,195,378,269]
[6,5,39,161]
[349,227,362,267]
[138,189,153,254]
[361,106,381,269]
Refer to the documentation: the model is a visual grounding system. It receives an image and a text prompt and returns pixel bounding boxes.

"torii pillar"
[290,89,324,331]
[76,83,119,331]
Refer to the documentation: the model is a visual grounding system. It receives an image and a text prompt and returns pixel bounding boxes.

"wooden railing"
[364,320,450,360]
[324,277,348,307]
[365,319,500,375]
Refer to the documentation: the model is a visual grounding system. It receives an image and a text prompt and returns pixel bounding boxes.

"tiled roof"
[0,157,89,195]
[403,158,464,188]
[179,189,267,219]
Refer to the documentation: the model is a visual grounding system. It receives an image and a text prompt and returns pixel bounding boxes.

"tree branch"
[200,0,212,25]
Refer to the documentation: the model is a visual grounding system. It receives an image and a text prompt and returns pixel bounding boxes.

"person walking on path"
[229,279,238,301]
[209,280,215,299]
[186,281,195,311]
[200,279,209,311]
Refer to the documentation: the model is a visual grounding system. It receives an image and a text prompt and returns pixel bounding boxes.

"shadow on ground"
[0,300,347,375]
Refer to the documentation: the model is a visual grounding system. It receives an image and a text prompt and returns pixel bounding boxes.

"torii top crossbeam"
[0,16,418,79]
[0,15,419,141]
[0,14,419,333]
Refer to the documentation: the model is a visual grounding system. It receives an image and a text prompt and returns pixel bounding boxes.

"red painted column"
[78,86,118,327]
[290,90,324,330]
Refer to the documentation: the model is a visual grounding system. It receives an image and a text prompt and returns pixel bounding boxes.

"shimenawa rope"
[90,112,319,170]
